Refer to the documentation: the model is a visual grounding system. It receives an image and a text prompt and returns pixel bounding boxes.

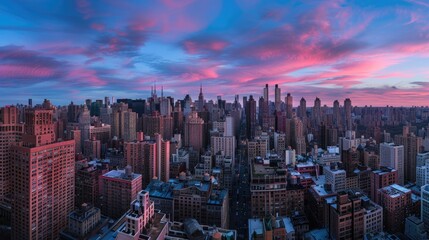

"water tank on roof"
[125,165,133,177]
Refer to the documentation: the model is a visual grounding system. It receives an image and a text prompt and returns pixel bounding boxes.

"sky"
[1,0,429,107]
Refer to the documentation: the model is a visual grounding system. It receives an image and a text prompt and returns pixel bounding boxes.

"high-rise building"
[421,184,429,230]
[275,84,281,112]
[100,167,142,219]
[333,100,340,127]
[378,184,412,233]
[211,135,236,164]
[75,159,109,207]
[11,108,75,239]
[124,133,169,187]
[298,97,306,119]
[312,97,321,126]
[344,98,352,130]
[78,105,91,150]
[286,93,293,119]
[84,136,101,160]
[263,84,269,103]
[184,111,204,153]
[324,165,346,193]
[111,104,137,141]
[394,132,423,183]
[246,95,257,139]
[370,167,398,204]
[0,106,23,203]
[328,191,365,240]
[380,143,404,185]
[155,133,170,183]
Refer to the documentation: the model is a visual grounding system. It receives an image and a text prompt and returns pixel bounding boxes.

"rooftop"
[102,169,141,181]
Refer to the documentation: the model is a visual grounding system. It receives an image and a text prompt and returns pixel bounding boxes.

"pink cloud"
[0,65,54,78]
[183,39,229,54]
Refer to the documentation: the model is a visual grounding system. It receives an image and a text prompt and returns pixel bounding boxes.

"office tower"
[11,108,75,239]
[344,98,352,130]
[197,84,205,111]
[263,83,269,103]
[312,97,321,125]
[104,96,110,107]
[324,165,346,192]
[85,99,92,109]
[173,101,183,134]
[380,143,405,185]
[184,111,204,153]
[421,184,429,230]
[378,184,412,233]
[160,96,172,116]
[100,167,142,219]
[274,84,281,112]
[333,100,340,127]
[298,97,306,119]
[28,98,32,107]
[286,93,293,118]
[328,192,365,240]
[370,167,398,204]
[0,106,23,203]
[246,95,257,139]
[67,102,80,123]
[78,105,91,151]
[83,136,101,160]
[75,159,109,207]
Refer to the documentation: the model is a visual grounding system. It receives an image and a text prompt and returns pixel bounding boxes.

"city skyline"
[1,0,429,106]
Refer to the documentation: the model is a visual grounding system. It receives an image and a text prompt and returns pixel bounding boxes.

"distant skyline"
[1,0,429,106]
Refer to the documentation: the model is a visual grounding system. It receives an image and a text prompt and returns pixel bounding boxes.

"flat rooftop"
[103,169,141,180]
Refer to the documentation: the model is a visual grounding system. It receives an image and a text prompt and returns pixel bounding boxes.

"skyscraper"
[263,84,269,103]
[333,100,340,127]
[298,97,306,119]
[0,106,23,203]
[380,143,405,185]
[246,95,257,140]
[312,97,321,126]
[344,98,352,130]
[11,108,75,239]
[286,93,293,119]
[184,111,204,153]
[275,84,281,112]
